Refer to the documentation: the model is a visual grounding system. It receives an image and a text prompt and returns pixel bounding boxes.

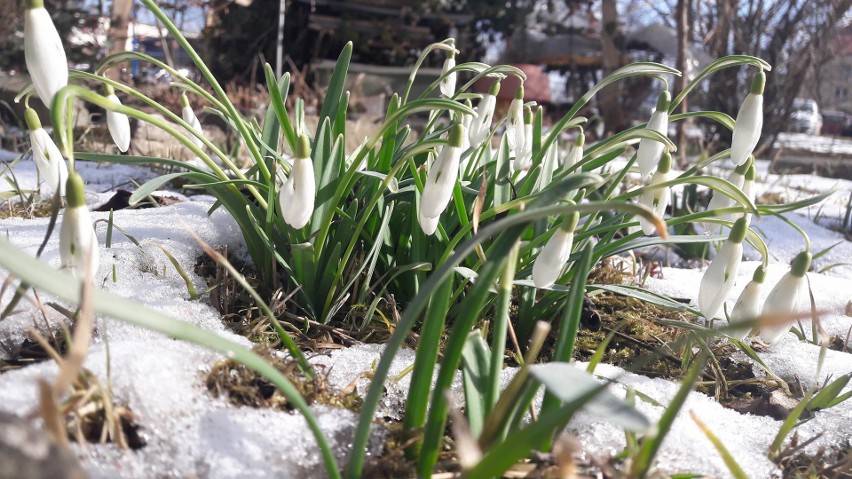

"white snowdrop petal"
[24,6,68,105]
[730,94,763,166]
[106,94,131,153]
[698,241,743,320]
[279,157,316,229]
[532,229,574,288]
[636,110,669,177]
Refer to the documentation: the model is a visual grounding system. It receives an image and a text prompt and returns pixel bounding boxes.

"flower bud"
[24,0,68,105]
[730,71,765,166]
[59,172,99,280]
[181,93,204,149]
[562,130,584,171]
[25,107,67,195]
[637,152,671,235]
[698,218,747,320]
[440,49,457,98]
[727,265,766,341]
[468,81,500,148]
[759,251,810,346]
[507,85,525,152]
[636,91,670,177]
[419,123,465,234]
[279,135,316,229]
[532,208,579,288]
[104,85,131,153]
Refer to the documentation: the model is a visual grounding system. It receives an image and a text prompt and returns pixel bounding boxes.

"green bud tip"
[488,81,501,96]
[752,265,766,283]
[728,217,748,244]
[104,84,115,96]
[657,151,672,173]
[464,99,473,108]
[295,134,311,159]
[734,160,750,175]
[560,201,580,232]
[656,90,671,111]
[65,172,86,208]
[745,164,756,180]
[24,108,41,130]
[750,71,766,95]
[790,251,811,277]
[575,130,585,147]
[515,85,524,100]
[523,106,533,124]
[180,93,191,108]
[449,123,464,148]
[26,0,44,9]
[447,49,455,59]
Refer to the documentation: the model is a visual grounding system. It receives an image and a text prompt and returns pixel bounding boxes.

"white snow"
[0,149,850,479]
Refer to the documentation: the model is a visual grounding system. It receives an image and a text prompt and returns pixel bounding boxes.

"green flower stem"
[70,71,241,182]
[487,240,519,412]
[402,38,456,104]
[138,0,272,185]
[774,213,811,253]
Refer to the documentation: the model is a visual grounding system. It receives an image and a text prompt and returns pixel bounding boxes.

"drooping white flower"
[419,123,465,235]
[468,81,500,148]
[24,0,68,106]
[532,209,579,288]
[439,49,457,98]
[698,217,747,321]
[730,71,765,166]
[562,130,584,172]
[104,85,130,153]
[637,152,672,235]
[181,93,204,149]
[759,252,811,346]
[25,107,67,196]
[506,85,525,152]
[279,135,316,229]
[458,101,475,177]
[727,265,766,341]
[512,106,534,172]
[704,157,751,234]
[636,91,670,178]
[59,172,99,280]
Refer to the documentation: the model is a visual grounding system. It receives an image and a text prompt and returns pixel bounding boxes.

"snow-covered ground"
[0,149,850,479]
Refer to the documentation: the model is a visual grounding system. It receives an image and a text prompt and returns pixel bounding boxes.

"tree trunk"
[106,0,133,81]
[599,0,625,134]
[675,0,691,166]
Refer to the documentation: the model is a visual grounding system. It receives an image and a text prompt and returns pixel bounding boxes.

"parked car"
[787,98,822,135]
[821,110,852,137]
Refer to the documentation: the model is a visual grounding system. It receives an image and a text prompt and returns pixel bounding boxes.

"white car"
[788,98,822,135]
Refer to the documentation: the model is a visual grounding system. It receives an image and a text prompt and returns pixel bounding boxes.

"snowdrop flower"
[468,81,500,148]
[760,252,811,346]
[439,49,457,98]
[562,130,584,172]
[512,106,534,171]
[419,123,465,235]
[104,85,130,153]
[704,157,751,234]
[59,172,99,280]
[181,93,204,149]
[25,107,67,196]
[637,151,672,235]
[636,90,670,178]
[730,71,765,166]
[279,134,315,229]
[727,265,766,341]
[506,85,525,153]
[532,208,579,288]
[458,101,475,176]
[24,0,68,105]
[698,217,747,321]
